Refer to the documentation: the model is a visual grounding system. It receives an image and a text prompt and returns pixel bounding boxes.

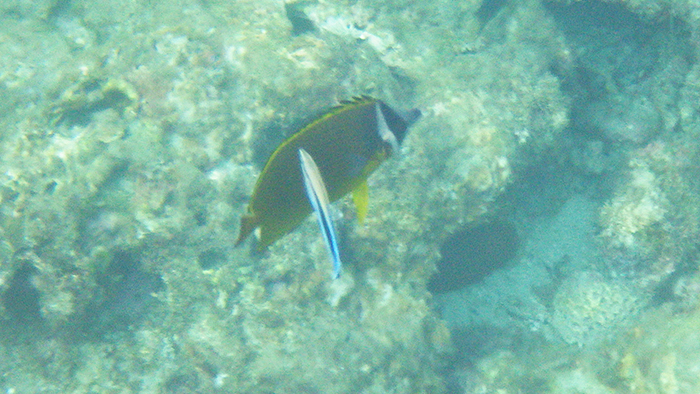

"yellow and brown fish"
[235,96,421,252]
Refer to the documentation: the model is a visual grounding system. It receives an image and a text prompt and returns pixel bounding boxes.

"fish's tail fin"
[235,214,258,247]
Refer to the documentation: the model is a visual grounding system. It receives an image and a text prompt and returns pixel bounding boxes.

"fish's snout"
[402,108,422,126]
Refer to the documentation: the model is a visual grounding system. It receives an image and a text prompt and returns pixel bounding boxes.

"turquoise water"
[0,0,699,392]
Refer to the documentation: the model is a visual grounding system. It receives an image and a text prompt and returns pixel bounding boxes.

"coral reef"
[435,0,700,392]
[3,0,700,392]
[0,0,567,391]
[551,272,644,346]
[581,93,663,144]
[599,158,669,251]
[450,297,700,394]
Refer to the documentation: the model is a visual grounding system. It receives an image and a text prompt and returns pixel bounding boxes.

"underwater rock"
[600,160,667,251]
[82,251,163,335]
[0,0,577,391]
[0,0,56,19]
[579,93,662,144]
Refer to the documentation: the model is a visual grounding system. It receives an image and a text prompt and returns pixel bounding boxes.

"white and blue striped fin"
[298,148,342,279]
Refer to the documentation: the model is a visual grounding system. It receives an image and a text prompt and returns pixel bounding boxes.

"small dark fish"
[428,220,519,294]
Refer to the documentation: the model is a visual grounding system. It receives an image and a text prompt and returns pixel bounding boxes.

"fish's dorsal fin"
[338,95,375,106]
[258,96,378,180]
[310,95,376,128]
[352,180,369,224]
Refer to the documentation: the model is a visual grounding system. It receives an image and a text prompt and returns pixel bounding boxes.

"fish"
[298,148,342,278]
[235,96,421,254]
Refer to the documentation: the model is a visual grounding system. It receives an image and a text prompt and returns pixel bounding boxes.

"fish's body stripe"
[375,102,399,154]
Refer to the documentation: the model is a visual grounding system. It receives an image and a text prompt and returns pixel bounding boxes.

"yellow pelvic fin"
[352,180,369,224]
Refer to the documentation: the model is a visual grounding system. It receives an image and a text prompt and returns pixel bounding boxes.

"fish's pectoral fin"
[352,180,369,224]
[235,213,259,247]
